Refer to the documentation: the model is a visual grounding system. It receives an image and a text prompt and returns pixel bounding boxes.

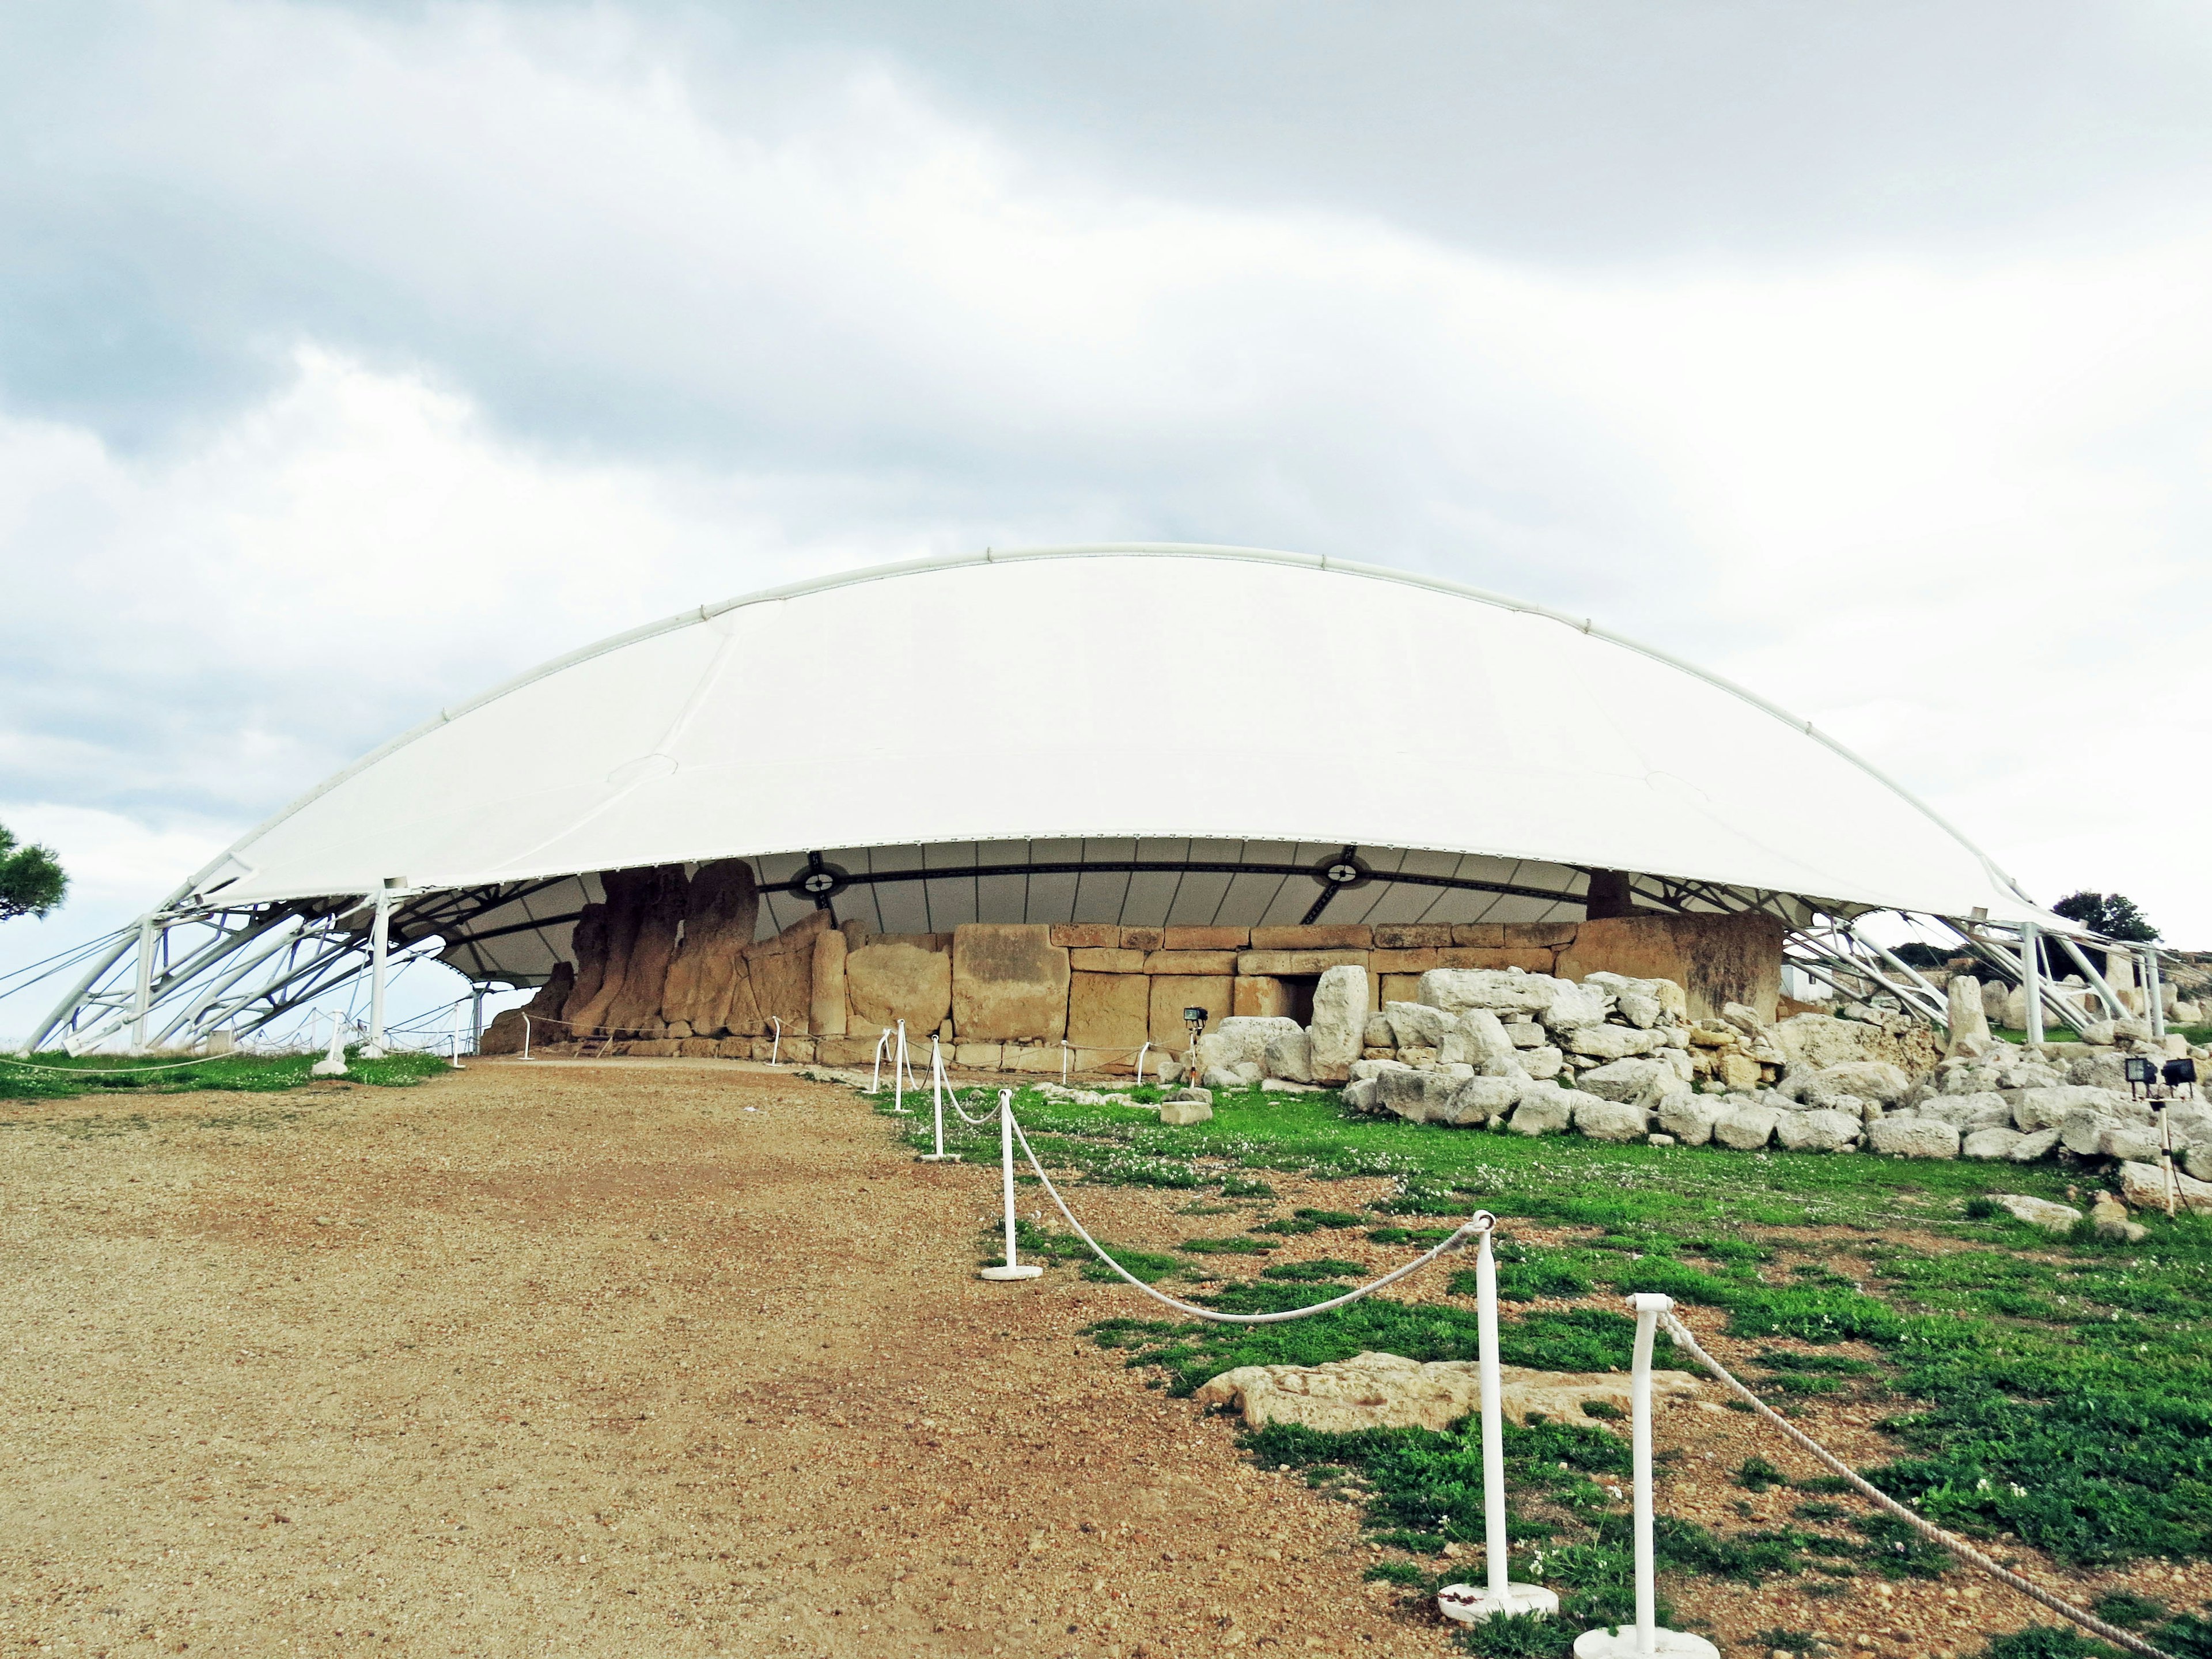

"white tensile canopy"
[190,544,2039,944]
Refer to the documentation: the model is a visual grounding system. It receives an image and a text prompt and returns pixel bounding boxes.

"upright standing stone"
[951,924,1071,1041]
[810,927,849,1037]
[747,910,830,1036]
[660,859,760,1035]
[603,865,688,1034]
[846,941,955,1034]
[1945,974,1993,1059]
[1308,964,1369,1084]
[564,870,655,1035]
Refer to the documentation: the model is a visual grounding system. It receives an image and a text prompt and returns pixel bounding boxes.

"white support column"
[471,988,486,1050]
[362,887,393,1059]
[129,912,157,1054]
[2143,949,2168,1040]
[1573,1295,1717,1659]
[2020,922,2044,1046]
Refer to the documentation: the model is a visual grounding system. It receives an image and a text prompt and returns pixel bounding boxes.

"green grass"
[0,1047,452,1104]
[868,1069,2212,1588]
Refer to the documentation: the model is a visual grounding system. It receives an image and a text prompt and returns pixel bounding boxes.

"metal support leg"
[2021,922,2044,1046]
[129,913,157,1054]
[362,889,392,1058]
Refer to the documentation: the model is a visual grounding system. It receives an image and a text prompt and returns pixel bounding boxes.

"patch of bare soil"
[0,1062,1450,1658]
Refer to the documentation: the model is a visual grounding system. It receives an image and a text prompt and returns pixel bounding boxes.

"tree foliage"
[0,823,68,922]
[2052,891,2160,943]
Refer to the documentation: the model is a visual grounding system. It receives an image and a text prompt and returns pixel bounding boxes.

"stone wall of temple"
[481,858,1785,1066]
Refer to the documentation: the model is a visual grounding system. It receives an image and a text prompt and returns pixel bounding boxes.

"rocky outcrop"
[1192,1350,1701,1434]
[601,865,689,1035]
[478,961,574,1054]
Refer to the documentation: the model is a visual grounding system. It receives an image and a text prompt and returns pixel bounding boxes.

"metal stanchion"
[1573,1294,1717,1658]
[310,1012,349,1078]
[979,1090,1042,1282]
[919,1037,961,1162]
[1440,1214,1558,1626]
[769,1016,782,1066]
[891,1020,911,1113]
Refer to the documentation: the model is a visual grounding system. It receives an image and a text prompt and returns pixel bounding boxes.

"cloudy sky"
[5,0,2212,1032]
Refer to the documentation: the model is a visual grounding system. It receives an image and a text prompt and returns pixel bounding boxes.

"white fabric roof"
[184,545,2044,925]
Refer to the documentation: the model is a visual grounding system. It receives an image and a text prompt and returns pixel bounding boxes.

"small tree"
[0,824,67,922]
[2052,891,2160,943]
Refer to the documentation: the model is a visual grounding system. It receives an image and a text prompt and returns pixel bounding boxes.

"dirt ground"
[2,1060,2194,1658]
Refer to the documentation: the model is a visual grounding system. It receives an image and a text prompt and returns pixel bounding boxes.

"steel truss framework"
[22,846,2154,1053]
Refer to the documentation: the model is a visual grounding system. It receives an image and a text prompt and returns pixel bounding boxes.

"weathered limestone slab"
[809,927,849,1037]
[1509,1087,1575,1135]
[1252,925,1372,951]
[1963,1127,2025,1160]
[1712,1104,1780,1149]
[1119,927,1164,952]
[1369,949,1441,973]
[1164,925,1249,950]
[1992,1193,2081,1232]
[2119,1160,2212,1210]
[1416,969,1561,1016]
[1191,1351,1700,1435]
[1068,971,1151,1052]
[1656,1092,1732,1146]
[1946,974,1993,1058]
[1237,949,1369,976]
[1453,924,1508,946]
[953,1041,1003,1070]
[1868,1116,1961,1158]
[1567,1025,1665,1060]
[1557,911,1784,1022]
[1308,963,1369,1084]
[1070,948,1146,974]
[1143,950,1241,975]
[1048,923,1119,949]
[1264,1029,1315,1083]
[952,923,1070,1041]
[1577,1058,1672,1103]
[846,940,953,1035]
[1374,924,1454,949]
[1233,975,1292,1018]
[1775,1109,1861,1152]
[1574,1098,1651,1142]
[813,1036,880,1068]
[560,905,611,1032]
[744,910,830,1037]
[1147,974,1234,1049]
[1382,1001,1453,1049]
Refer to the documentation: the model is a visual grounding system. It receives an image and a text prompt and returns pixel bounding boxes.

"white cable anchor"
[310,1011,349,1077]
[1573,1293,1717,1659]
[1437,1215,1559,1627]
[978,1089,1042,1282]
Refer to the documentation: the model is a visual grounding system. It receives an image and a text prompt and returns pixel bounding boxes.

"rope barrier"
[1658,1310,2178,1659]
[1004,1109,1480,1324]
[0,1051,243,1075]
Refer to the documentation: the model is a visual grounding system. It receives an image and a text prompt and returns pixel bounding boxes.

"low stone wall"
[482,859,1786,1070]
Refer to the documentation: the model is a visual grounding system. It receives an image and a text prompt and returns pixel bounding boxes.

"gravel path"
[0,1060,1444,1658]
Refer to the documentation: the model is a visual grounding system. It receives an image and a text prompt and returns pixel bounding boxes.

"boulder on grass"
[1655,1092,1733,1147]
[1868,1116,1960,1159]
[1308,964,1370,1084]
[2008,1127,2062,1162]
[1962,1127,2025,1160]
[1991,1193,2081,1233]
[1774,1109,1862,1153]
[1191,1350,1699,1434]
[1578,1058,1671,1104]
[1711,1103,1780,1150]
[1924,1092,2014,1131]
[1445,1075,1521,1125]
[1508,1088,1575,1137]
[1573,1098,1652,1142]
[2118,1159,2212,1210]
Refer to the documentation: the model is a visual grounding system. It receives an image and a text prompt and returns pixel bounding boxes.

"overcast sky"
[5,0,2212,1034]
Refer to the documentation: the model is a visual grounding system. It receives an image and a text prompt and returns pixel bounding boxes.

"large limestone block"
[1573,1098,1652,1142]
[1376,974,1423,1009]
[1376,1068,1467,1124]
[1867,1116,1961,1158]
[1537,983,1609,1032]
[952,923,1071,1041]
[560,904,612,1033]
[1509,1087,1575,1135]
[1445,1075,1520,1124]
[1656,1092,1732,1146]
[1190,1350,1698,1434]
[1577,1058,1671,1104]
[1308,964,1370,1084]
[660,859,760,1034]
[1438,1009,1525,1075]
[1416,968,1565,1016]
[1775,1109,1862,1153]
[1237,949,1370,976]
[1369,949,1441,974]
[601,865,689,1034]
[1557,911,1783,1021]
[2014,1085,2145,1133]
[2009,1127,2062,1162]
[745,911,830,1037]
[721,949,766,1035]
[1067,971,1152,1052]
[1963,1127,2026,1160]
[1233,975,1292,1018]
[1375,923,1455,949]
[1164,925,1251,951]
[1069,947,1146,973]
[1717,1052,1765,1092]
[1799,1061,1912,1107]
[1946,974,1994,1058]
[1048,923,1119,949]
[953,1041,1003,1070]
[1582,971,1689,1018]
[1712,1104,1780,1149]
[847,941,955,1035]
[1147,974,1234,1049]
[1264,1029,1315,1083]
[1251,925,1371,951]
[2119,1159,2212,1210]
[1202,1016,1302,1070]
[1774,1012,1943,1077]
[1566,1025,1665,1061]
[1143,950,1241,976]
[1382,1001,1454,1050]
[813,1036,880,1068]
[1922,1092,2013,1131]
[809,927,849,1037]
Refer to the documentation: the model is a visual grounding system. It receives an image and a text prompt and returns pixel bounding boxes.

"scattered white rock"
[1774,1109,1862,1153]
[1990,1193,2081,1232]
[1191,1350,1700,1434]
[1868,1117,1961,1159]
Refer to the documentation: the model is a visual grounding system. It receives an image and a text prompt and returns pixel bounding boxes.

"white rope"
[0,1051,251,1075]
[1006,1113,1479,1324]
[948,1088,1000,1126]
[1658,1310,2179,1659]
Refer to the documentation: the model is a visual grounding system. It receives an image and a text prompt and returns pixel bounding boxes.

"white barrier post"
[979,1090,1042,1282]
[872,1028,890,1092]
[449,1003,464,1069]
[920,1037,960,1161]
[1573,1293,1716,1659]
[769,1016,781,1066]
[362,887,393,1059]
[1061,1041,1071,1085]
[1135,1041,1150,1087]
[1440,1214,1558,1627]
[891,1021,911,1113]
[310,1012,349,1078]
[521,1013,533,1060]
